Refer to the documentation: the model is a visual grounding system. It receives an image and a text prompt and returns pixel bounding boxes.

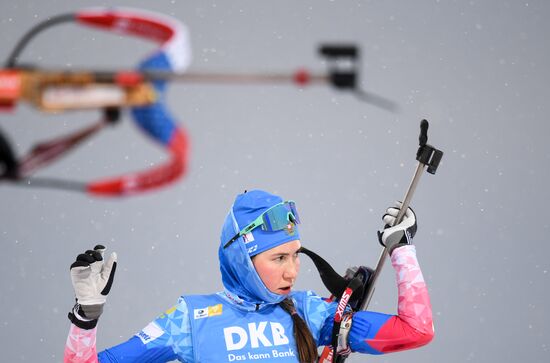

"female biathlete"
[64,189,434,362]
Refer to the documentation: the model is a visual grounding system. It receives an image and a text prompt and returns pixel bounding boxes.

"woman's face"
[252,240,301,295]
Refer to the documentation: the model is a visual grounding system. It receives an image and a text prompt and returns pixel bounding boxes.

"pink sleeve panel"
[64,324,99,363]
[367,245,434,353]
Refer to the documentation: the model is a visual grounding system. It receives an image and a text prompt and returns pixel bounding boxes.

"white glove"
[68,245,117,329]
[377,202,417,254]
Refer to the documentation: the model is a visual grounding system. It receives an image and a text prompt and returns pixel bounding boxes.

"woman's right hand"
[377,202,417,254]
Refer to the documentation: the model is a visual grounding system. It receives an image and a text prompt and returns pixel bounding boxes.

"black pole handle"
[419,119,428,146]
[416,120,443,175]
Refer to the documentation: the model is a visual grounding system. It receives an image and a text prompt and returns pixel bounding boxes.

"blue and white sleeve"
[98,298,194,362]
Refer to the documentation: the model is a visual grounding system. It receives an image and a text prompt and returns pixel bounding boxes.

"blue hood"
[218,190,299,306]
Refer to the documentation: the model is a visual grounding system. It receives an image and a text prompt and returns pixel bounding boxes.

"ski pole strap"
[299,247,364,303]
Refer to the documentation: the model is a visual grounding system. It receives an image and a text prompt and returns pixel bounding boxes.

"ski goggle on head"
[224,201,300,249]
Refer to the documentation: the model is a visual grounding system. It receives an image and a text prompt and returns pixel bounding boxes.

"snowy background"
[1,1,549,362]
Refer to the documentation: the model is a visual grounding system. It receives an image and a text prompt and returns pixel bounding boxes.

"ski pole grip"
[416,120,443,175]
[419,119,428,146]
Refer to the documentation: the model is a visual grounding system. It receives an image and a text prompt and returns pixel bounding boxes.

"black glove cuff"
[68,311,98,330]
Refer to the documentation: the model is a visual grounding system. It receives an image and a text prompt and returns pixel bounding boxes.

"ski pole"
[358,119,443,311]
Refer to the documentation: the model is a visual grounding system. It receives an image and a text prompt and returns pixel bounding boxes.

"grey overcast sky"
[1,1,549,362]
